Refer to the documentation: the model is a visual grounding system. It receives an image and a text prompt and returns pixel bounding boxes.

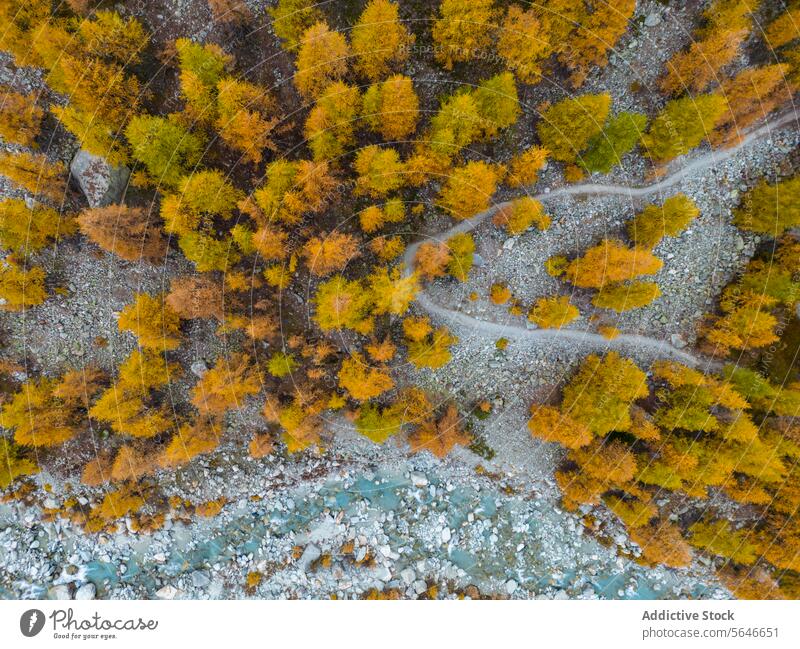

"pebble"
[409,472,428,487]
[299,544,321,571]
[48,585,71,600]
[155,585,182,600]
[191,571,211,588]
[75,583,96,600]
[644,13,661,27]
[400,568,416,585]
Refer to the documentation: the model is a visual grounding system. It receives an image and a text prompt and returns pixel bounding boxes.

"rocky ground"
[0,424,728,600]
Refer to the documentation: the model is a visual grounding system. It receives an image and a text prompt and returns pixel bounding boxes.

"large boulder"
[69,149,130,207]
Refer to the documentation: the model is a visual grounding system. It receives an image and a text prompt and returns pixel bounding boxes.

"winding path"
[402,112,799,369]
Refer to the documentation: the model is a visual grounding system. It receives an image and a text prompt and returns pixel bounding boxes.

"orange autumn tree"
[294,21,350,99]
[563,239,663,289]
[191,352,261,419]
[78,204,167,263]
[1,368,105,447]
[338,353,394,401]
[436,161,502,220]
[408,403,471,458]
[559,0,636,87]
[0,86,44,147]
[431,0,497,70]
[90,350,179,438]
[496,5,551,84]
[118,292,183,350]
[302,232,361,276]
[351,0,414,81]
[362,74,420,141]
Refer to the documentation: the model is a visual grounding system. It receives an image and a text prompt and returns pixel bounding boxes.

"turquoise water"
[24,469,723,599]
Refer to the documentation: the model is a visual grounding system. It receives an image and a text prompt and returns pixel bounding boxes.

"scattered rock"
[48,585,71,600]
[299,544,321,571]
[75,583,96,600]
[191,571,211,588]
[409,472,428,487]
[69,150,130,208]
[670,333,687,349]
[644,13,661,27]
[190,360,208,378]
[155,585,182,600]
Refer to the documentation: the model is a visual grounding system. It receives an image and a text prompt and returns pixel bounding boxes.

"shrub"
[490,283,511,305]
[267,352,297,378]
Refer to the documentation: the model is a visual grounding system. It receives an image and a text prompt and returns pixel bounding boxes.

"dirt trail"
[403,112,799,368]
